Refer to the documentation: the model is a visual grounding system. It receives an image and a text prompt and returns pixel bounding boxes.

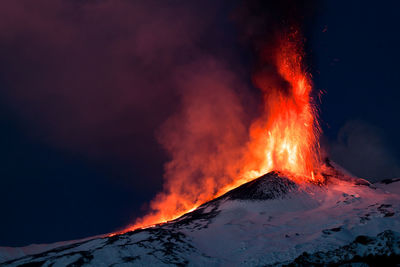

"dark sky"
[1,0,400,246]
[310,0,400,181]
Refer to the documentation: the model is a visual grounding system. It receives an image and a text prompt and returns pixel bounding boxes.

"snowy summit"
[1,162,400,266]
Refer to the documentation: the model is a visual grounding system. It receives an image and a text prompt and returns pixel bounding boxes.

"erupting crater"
[121,30,323,234]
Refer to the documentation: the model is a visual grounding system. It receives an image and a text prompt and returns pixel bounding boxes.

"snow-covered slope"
[0,236,104,265]
[1,167,400,266]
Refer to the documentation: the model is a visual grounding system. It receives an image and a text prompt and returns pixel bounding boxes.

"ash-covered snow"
[1,168,400,266]
[288,230,400,266]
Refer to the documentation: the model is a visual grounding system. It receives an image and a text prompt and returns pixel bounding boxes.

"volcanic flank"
[1,1,399,266]
[2,163,400,266]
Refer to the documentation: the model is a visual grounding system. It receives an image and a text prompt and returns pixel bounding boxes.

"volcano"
[1,162,400,266]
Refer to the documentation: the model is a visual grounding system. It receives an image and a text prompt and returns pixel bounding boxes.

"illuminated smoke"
[127,1,321,231]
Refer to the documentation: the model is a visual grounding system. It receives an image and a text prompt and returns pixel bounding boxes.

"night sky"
[1,0,400,246]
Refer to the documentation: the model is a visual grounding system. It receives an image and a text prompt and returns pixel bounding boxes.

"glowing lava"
[120,30,322,234]
[240,31,322,184]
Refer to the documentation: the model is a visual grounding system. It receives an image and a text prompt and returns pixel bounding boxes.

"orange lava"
[118,30,322,234]
[239,31,322,184]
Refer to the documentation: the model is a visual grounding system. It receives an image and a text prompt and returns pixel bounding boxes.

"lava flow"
[120,30,322,234]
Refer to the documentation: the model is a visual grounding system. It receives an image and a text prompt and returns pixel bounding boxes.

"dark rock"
[218,171,298,201]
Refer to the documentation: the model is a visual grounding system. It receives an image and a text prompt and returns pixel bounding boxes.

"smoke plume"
[329,120,400,182]
[0,0,318,231]
[0,0,248,186]
[132,0,319,228]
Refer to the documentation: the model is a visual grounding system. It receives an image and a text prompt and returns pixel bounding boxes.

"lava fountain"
[239,30,322,184]
[121,29,321,233]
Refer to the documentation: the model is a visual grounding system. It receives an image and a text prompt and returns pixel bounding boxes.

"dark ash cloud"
[0,0,250,184]
[329,120,400,182]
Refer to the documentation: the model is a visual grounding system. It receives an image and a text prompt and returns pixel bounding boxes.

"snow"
[1,171,400,266]
[0,235,102,264]
[185,178,400,265]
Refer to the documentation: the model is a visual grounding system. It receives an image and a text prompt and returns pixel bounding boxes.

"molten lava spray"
[240,31,321,184]
[123,27,321,232]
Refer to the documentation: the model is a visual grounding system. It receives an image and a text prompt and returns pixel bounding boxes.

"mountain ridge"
[1,167,400,266]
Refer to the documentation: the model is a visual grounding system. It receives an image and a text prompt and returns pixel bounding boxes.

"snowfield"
[1,164,400,266]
